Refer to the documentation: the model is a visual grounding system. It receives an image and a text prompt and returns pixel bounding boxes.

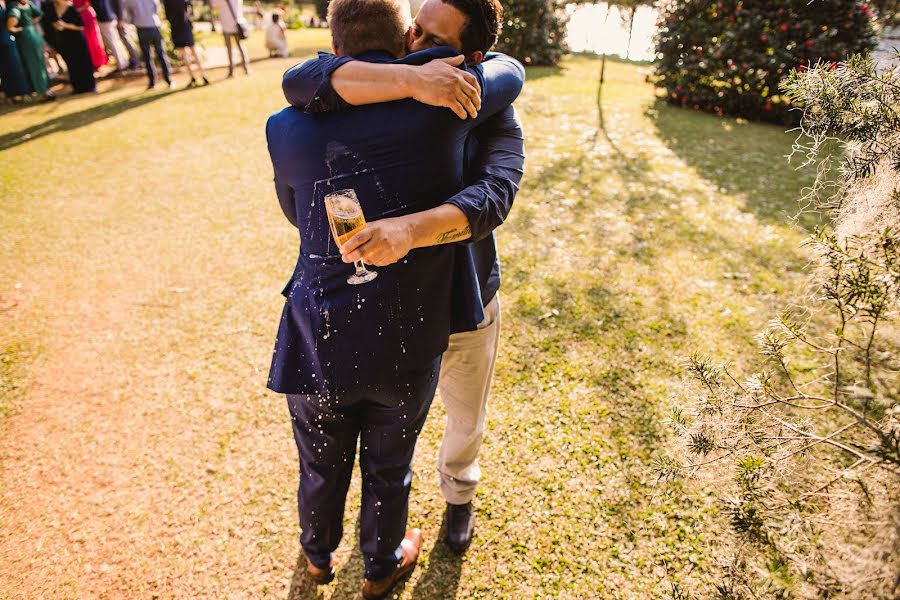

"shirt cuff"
[444,196,489,243]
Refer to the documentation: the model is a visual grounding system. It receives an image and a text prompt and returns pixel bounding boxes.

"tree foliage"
[658,55,900,599]
[314,0,328,20]
[494,0,569,66]
[653,1,877,124]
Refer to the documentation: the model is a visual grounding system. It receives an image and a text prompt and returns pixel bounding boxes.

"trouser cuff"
[364,554,401,581]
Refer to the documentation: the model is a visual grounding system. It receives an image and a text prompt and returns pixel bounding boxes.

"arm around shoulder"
[468,53,525,125]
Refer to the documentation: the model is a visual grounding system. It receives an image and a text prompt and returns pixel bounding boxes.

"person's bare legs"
[234,36,249,74]
[223,32,235,77]
[177,47,196,81]
[187,45,206,80]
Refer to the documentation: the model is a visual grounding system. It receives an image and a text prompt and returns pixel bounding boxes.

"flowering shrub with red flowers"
[653,1,877,124]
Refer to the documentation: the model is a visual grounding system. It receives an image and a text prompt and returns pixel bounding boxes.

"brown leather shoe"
[361,529,422,600]
[306,555,335,585]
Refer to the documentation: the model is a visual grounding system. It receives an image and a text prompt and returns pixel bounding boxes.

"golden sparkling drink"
[323,188,378,285]
[325,192,366,247]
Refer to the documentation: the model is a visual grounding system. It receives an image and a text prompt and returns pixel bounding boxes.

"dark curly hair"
[440,0,503,56]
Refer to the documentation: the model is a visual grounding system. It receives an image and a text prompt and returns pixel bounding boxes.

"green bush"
[494,0,569,66]
[654,1,877,124]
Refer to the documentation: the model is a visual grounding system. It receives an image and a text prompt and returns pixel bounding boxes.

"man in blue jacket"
[266,0,523,595]
[281,0,524,559]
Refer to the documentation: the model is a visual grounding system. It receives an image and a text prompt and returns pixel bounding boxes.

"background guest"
[72,0,105,69]
[47,0,95,92]
[264,11,285,58]
[163,0,206,86]
[110,0,138,69]
[210,0,247,77]
[92,0,125,72]
[0,0,31,101]
[6,0,54,99]
[123,0,171,89]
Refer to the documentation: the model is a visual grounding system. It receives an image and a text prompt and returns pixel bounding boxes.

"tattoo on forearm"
[436,225,471,244]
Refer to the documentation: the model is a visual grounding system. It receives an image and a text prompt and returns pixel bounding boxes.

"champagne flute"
[324,189,378,285]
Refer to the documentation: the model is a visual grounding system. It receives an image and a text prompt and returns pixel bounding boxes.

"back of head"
[327,0,411,58]
[440,0,502,56]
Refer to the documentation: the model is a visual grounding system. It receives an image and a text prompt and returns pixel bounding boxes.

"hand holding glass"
[325,189,378,285]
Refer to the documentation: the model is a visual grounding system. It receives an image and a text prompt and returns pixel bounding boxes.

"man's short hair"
[440,0,502,56]
[327,0,411,57]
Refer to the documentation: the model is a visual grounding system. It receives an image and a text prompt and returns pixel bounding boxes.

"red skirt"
[74,1,108,70]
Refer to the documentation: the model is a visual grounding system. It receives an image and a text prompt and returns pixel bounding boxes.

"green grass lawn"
[0,33,816,598]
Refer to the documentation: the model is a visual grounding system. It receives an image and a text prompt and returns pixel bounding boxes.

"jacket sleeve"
[281,52,354,112]
[444,105,525,241]
[397,47,525,127]
[462,53,525,129]
[273,170,297,227]
[266,115,298,227]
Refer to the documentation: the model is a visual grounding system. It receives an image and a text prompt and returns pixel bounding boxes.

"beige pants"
[97,21,126,71]
[436,294,501,504]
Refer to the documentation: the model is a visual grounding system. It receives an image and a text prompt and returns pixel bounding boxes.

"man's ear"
[404,25,415,50]
[466,50,484,66]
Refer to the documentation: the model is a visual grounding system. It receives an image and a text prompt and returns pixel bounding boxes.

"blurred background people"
[0,0,31,101]
[123,0,171,89]
[92,0,126,72]
[46,0,96,92]
[210,0,247,77]
[6,0,54,99]
[163,0,207,86]
[72,0,105,69]
[264,11,285,58]
[111,0,139,69]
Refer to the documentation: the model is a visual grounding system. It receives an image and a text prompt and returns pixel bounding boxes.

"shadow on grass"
[0,88,179,151]
[646,99,825,230]
[503,136,813,460]
[286,551,326,600]
[409,542,462,599]
[285,511,456,599]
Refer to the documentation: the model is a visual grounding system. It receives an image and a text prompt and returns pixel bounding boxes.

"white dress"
[265,21,288,56]
[212,0,245,34]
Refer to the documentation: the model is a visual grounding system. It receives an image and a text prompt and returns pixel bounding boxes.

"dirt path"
[0,61,325,598]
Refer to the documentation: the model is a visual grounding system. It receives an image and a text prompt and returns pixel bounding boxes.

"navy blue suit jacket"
[267,49,524,396]
[282,48,526,330]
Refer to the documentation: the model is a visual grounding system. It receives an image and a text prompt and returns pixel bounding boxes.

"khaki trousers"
[436,294,501,505]
[98,21,126,71]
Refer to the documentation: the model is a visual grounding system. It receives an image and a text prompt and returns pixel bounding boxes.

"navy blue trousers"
[136,27,171,86]
[286,356,440,580]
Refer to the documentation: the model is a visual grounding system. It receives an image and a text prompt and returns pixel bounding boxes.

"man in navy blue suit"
[281,0,524,560]
[265,0,523,595]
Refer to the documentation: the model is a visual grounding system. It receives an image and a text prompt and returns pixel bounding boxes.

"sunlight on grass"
[0,38,818,598]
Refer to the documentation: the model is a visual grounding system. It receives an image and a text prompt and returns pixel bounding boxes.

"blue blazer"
[281,47,527,332]
[266,49,524,396]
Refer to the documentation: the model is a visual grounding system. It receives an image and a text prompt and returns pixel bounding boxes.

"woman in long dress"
[71,0,104,69]
[5,0,54,99]
[46,0,94,92]
[163,0,207,86]
[0,0,32,100]
[211,0,248,77]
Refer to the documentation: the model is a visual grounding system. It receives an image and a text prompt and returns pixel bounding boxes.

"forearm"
[340,204,470,266]
[407,203,471,248]
[330,61,414,106]
[445,174,517,242]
